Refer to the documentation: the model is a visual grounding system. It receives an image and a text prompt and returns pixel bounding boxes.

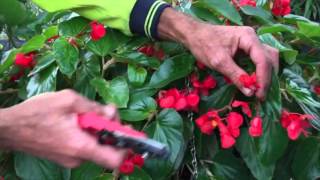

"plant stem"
[102,58,116,75]
[0,89,19,95]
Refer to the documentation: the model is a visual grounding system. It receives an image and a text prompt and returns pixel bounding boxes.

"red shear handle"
[78,112,147,138]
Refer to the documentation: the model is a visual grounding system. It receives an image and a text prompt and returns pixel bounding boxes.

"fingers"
[80,140,127,169]
[102,104,119,121]
[263,44,279,73]
[209,53,254,96]
[238,27,275,99]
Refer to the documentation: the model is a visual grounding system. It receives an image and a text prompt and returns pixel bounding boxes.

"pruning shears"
[78,112,170,159]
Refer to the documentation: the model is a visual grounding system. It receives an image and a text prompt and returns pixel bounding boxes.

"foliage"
[1,0,320,180]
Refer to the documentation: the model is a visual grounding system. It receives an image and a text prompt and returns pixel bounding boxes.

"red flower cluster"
[239,0,256,7]
[196,100,263,148]
[14,52,36,69]
[90,21,106,41]
[239,73,259,91]
[272,0,291,16]
[196,61,207,70]
[138,45,165,60]
[314,85,320,95]
[280,110,312,140]
[119,152,144,175]
[191,74,217,96]
[158,88,200,112]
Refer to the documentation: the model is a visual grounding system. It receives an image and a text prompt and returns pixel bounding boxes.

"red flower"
[226,112,243,138]
[224,76,232,84]
[119,160,135,175]
[14,53,35,69]
[239,0,256,7]
[248,116,263,137]
[186,92,200,108]
[272,0,291,16]
[158,88,200,112]
[131,154,144,168]
[231,100,252,117]
[90,21,106,41]
[218,122,236,149]
[280,110,312,140]
[195,111,220,135]
[314,85,320,95]
[138,45,155,57]
[239,73,259,90]
[10,70,25,82]
[191,74,217,96]
[155,48,165,60]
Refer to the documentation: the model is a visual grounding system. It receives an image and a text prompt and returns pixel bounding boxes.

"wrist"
[157,8,199,46]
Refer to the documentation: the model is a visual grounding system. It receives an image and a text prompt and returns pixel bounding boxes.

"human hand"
[158,8,279,99]
[0,90,126,169]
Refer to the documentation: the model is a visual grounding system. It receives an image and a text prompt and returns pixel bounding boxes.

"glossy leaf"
[236,129,275,180]
[87,29,129,57]
[43,26,58,39]
[198,0,242,25]
[26,64,58,98]
[144,109,185,179]
[29,52,56,76]
[148,54,195,89]
[297,21,320,38]
[71,162,103,180]
[58,17,89,37]
[240,6,273,25]
[20,35,47,53]
[74,54,100,99]
[120,96,157,122]
[128,64,147,87]
[260,72,282,122]
[53,37,79,77]
[113,51,160,69]
[258,24,296,35]
[201,84,237,112]
[91,77,129,108]
[292,138,320,180]
[14,152,70,180]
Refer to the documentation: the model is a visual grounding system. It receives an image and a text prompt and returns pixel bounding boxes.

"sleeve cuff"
[129,0,171,40]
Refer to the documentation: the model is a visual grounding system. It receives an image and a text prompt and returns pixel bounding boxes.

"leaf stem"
[0,89,19,95]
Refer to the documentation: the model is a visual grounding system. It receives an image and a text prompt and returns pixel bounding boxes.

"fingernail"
[243,88,254,96]
[103,105,116,119]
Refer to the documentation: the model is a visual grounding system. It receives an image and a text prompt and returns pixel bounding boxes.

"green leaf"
[147,54,195,89]
[297,21,320,38]
[210,150,252,180]
[94,174,113,180]
[201,84,237,112]
[283,14,313,24]
[58,16,89,36]
[71,162,104,180]
[53,37,79,77]
[191,4,222,24]
[112,51,160,69]
[240,6,273,25]
[144,109,185,179]
[122,167,152,180]
[29,52,56,76]
[256,0,268,6]
[119,96,157,122]
[20,35,47,53]
[259,33,298,64]
[91,77,129,108]
[257,123,288,165]
[14,152,70,180]
[43,26,58,39]
[0,0,28,25]
[236,129,275,180]
[0,49,19,75]
[198,0,242,25]
[260,72,282,122]
[87,29,129,56]
[74,54,100,99]
[282,68,320,130]
[26,64,58,98]
[258,24,296,35]
[128,64,147,87]
[292,138,320,180]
